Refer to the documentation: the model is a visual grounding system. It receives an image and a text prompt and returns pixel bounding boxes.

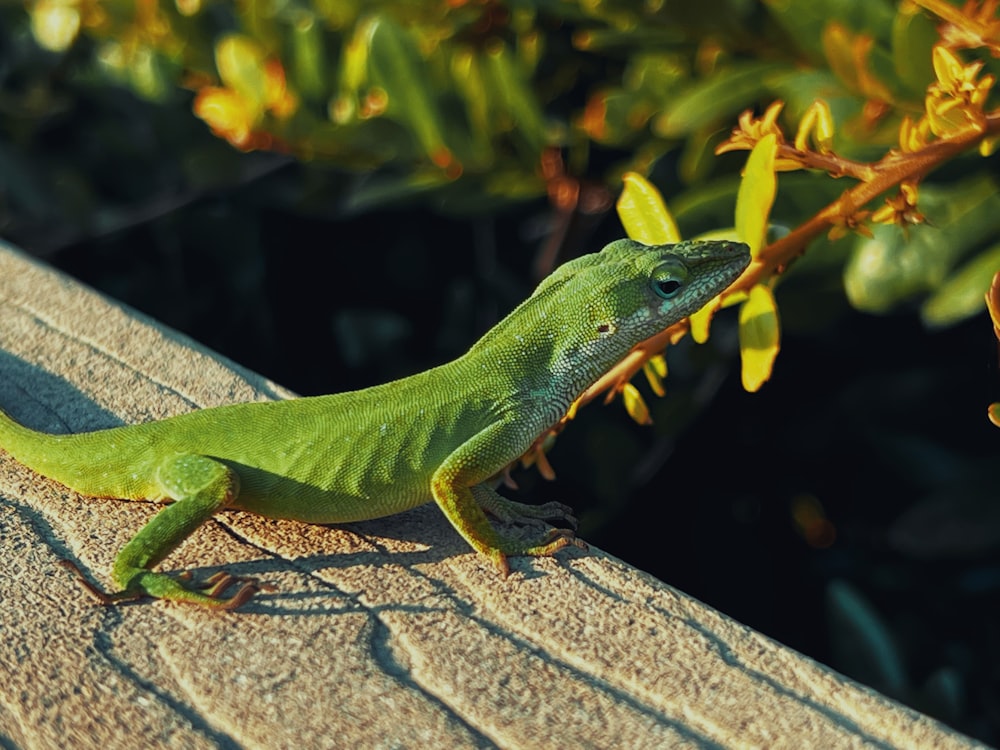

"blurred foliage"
[3,0,1000,743]
[5,0,999,326]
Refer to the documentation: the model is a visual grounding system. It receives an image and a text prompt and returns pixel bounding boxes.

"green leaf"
[827,580,908,700]
[762,0,896,62]
[653,62,787,138]
[449,48,493,158]
[481,41,550,154]
[921,242,1000,328]
[616,172,681,244]
[735,133,777,256]
[891,2,938,97]
[366,16,453,167]
[845,177,1000,313]
[291,11,326,100]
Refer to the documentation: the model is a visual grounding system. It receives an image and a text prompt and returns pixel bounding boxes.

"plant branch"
[569,109,1000,418]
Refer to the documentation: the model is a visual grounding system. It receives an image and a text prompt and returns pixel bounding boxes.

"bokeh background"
[2,1,999,742]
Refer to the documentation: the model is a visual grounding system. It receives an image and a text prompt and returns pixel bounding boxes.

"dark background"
[2,3,999,742]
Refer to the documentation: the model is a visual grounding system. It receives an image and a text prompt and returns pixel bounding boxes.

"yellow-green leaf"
[216,34,268,110]
[739,284,781,392]
[617,172,681,245]
[987,268,1000,336]
[622,382,652,425]
[689,303,715,344]
[989,402,1000,428]
[642,355,668,397]
[735,133,777,256]
[291,12,326,99]
[29,0,81,52]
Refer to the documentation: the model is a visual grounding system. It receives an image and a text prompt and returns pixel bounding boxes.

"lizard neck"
[459,307,637,410]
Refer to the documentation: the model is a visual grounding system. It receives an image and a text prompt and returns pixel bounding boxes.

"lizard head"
[466,238,750,389]
[533,238,751,382]
[592,237,749,328]
[554,238,750,342]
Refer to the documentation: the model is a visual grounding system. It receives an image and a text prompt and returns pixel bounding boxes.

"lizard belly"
[217,396,494,524]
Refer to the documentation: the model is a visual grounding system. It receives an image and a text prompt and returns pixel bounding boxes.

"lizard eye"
[650,260,689,299]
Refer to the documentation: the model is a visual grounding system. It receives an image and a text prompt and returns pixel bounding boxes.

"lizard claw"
[188,570,275,607]
[58,559,142,606]
[476,491,578,530]
[542,527,587,550]
[535,501,578,530]
[62,559,270,609]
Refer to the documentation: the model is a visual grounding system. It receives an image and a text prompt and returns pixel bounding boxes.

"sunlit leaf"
[739,284,780,393]
[622,382,652,425]
[29,0,80,52]
[921,243,1000,328]
[989,403,1000,428]
[987,269,1000,336]
[794,99,835,153]
[735,133,777,256]
[193,87,258,149]
[822,22,859,90]
[616,172,681,245]
[215,34,268,110]
[689,302,715,344]
[642,355,667,397]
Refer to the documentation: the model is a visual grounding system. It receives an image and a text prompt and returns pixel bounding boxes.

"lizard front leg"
[431,423,584,576]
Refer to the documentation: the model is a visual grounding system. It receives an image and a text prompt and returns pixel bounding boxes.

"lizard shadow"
[0,350,125,433]
[213,500,587,611]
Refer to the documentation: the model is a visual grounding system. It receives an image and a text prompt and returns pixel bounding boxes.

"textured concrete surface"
[0,240,986,749]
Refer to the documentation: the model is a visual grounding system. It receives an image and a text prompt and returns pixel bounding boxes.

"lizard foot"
[60,559,266,609]
[58,559,142,606]
[490,527,588,577]
[175,569,275,609]
[474,488,578,530]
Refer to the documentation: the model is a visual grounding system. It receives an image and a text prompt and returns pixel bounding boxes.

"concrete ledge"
[0,240,984,749]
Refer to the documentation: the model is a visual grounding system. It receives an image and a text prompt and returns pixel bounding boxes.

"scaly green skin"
[0,238,749,608]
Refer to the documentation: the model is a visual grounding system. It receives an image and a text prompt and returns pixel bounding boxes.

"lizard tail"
[0,407,143,497]
[0,406,83,484]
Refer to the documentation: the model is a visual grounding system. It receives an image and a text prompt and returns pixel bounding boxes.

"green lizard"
[0,238,749,608]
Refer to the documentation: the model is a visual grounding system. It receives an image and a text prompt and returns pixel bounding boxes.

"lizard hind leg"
[96,453,258,609]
